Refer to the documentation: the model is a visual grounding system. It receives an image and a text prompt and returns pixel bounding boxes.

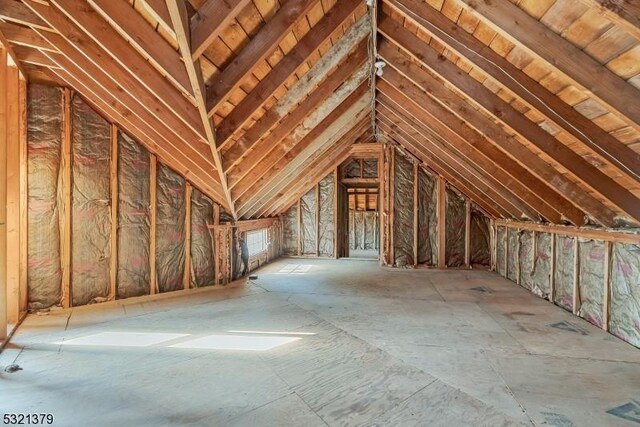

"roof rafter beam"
[575,0,640,46]
[234,82,370,207]
[215,0,364,147]
[378,35,640,223]
[381,2,640,183]
[377,125,505,218]
[0,0,51,31]
[205,0,319,115]
[456,0,640,131]
[0,21,56,52]
[166,0,236,217]
[243,103,371,218]
[378,62,617,227]
[377,110,530,220]
[88,0,193,98]
[376,77,587,226]
[226,44,369,186]
[377,98,560,223]
[190,0,252,60]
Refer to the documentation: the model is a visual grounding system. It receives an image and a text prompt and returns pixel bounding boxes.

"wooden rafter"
[227,49,369,190]
[190,0,252,60]
[381,2,640,183]
[377,111,527,219]
[0,0,51,31]
[377,126,504,218]
[166,0,236,217]
[456,0,640,131]
[205,0,319,115]
[89,0,193,98]
[235,82,370,208]
[214,0,363,147]
[574,0,640,41]
[378,39,635,224]
[0,21,56,52]
[376,79,587,226]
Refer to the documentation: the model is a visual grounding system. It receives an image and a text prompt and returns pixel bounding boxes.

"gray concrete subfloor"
[1,258,639,427]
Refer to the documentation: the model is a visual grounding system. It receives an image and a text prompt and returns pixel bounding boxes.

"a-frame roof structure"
[1,0,639,227]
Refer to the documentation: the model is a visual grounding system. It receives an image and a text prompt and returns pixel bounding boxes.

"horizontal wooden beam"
[495,219,640,245]
[382,2,640,183]
[0,0,51,31]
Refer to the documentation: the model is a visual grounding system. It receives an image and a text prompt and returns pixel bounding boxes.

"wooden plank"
[550,232,556,302]
[61,88,72,308]
[5,64,20,323]
[297,198,302,256]
[378,28,640,223]
[109,124,118,301]
[383,1,640,183]
[333,168,339,258]
[18,76,27,315]
[603,240,611,332]
[456,0,640,131]
[0,47,6,338]
[494,219,640,245]
[48,0,205,136]
[379,124,505,219]
[206,0,319,114]
[184,183,192,290]
[437,175,446,268]
[215,0,363,145]
[413,161,418,266]
[576,0,640,41]
[149,154,157,295]
[12,45,60,69]
[573,237,580,315]
[141,0,174,35]
[316,183,320,256]
[378,44,617,226]
[190,0,252,60]
[465,199,471,267]
[166,0,236,218]
[89,0,193,97]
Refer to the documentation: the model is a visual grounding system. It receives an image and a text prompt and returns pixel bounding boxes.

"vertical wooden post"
[572,237,580,315]
[297,198,301,256]
[549,232,556,302]
[389,148,395,266]
[464,199,471,268]
[109,124,118,301]
[6,65,20,323]
[531,230,537,272]
[61,88,72,308]
[505,226,510,279]
[515,229,521,285]
[0,47,7,339]
[316,183,320,257]
[183,183,192,290]
[437,176,446,269]
[413,162,418,266]
[491,221,497,271]
[149,154,157,295]
[213,203,219,284]
[18,76,27,315]
[603,241,612,332]
[333,168,338,258]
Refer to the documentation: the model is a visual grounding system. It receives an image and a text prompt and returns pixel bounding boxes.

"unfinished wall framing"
[386,147,491,270]
[23,83,233,311]
[494,220,640,349]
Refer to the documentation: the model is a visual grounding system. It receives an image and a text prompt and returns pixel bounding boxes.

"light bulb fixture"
[365,0,374,7]
[374,60,386,77]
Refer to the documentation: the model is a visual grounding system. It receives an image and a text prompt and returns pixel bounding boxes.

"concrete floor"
[1,258,639,426]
